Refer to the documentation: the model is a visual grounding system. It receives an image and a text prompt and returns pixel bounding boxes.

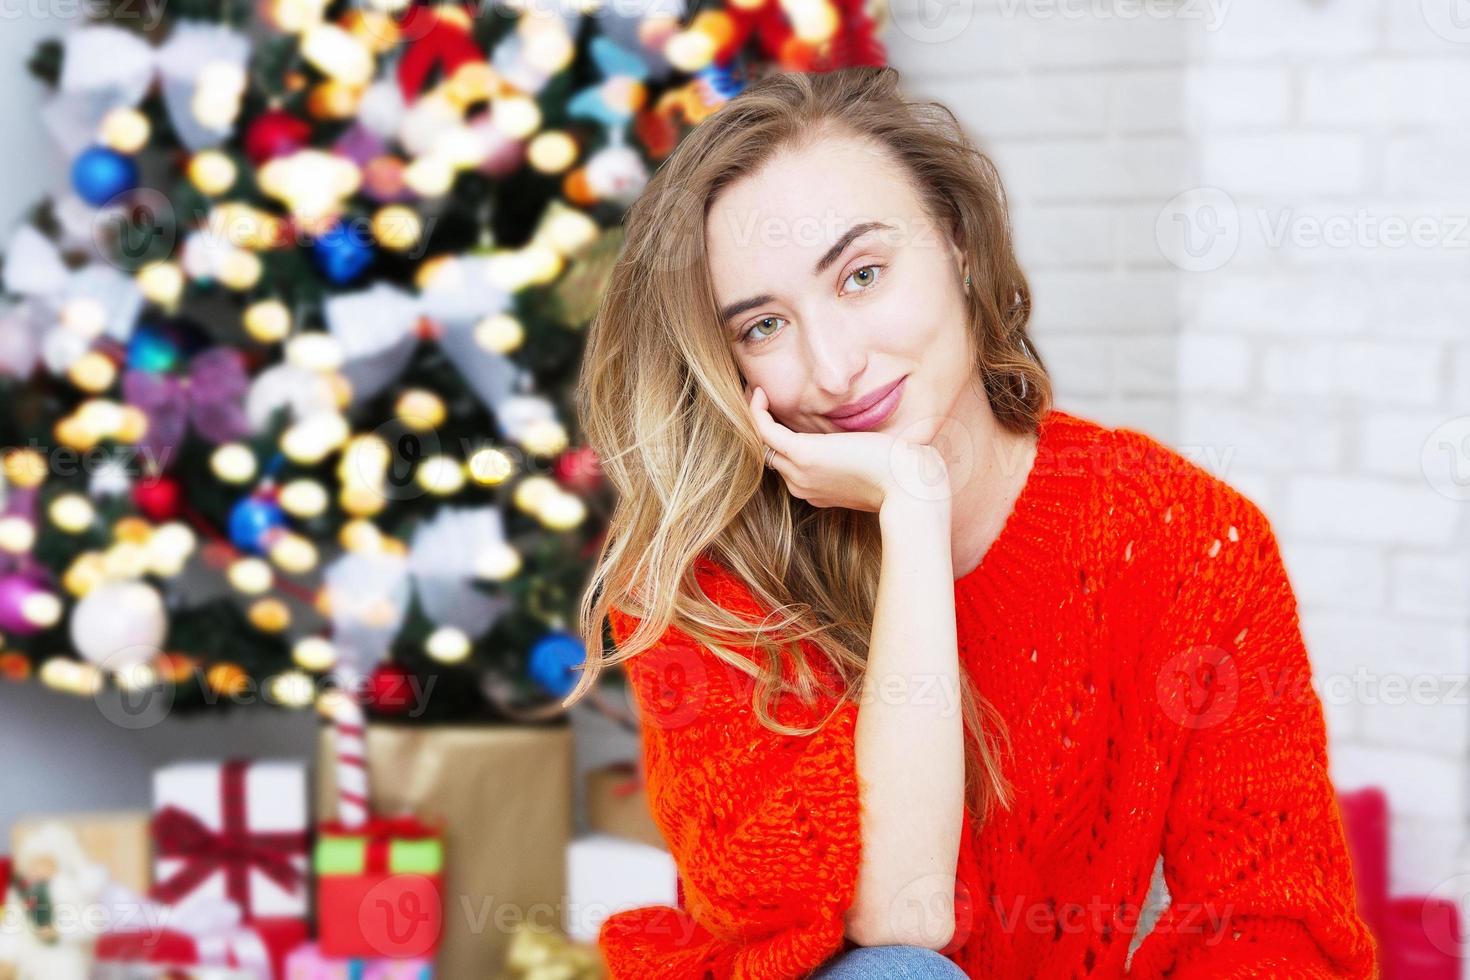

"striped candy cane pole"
[332,662,369,828]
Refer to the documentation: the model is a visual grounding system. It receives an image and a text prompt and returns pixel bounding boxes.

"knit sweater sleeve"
[1126,499,1379,979]
[596,579,863,979]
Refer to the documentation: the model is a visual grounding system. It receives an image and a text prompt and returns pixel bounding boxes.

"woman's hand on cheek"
[747,385,949,514]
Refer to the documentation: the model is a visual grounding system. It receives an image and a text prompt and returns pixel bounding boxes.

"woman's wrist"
[879,443,952,514]
[878,485,952,538]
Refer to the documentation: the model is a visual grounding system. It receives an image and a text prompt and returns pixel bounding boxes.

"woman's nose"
[804,321,866,397]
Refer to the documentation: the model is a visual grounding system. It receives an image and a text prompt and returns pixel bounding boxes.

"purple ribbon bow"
[122,347,252,472]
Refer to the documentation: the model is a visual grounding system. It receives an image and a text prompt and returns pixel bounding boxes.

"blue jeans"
[809,945,969,979]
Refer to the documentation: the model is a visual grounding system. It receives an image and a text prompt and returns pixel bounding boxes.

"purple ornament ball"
[0,574,53,635]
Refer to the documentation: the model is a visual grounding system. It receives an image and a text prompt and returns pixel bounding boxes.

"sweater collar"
[954,406,1102,612]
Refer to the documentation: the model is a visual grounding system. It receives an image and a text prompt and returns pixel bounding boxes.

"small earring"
[964,274,972,288]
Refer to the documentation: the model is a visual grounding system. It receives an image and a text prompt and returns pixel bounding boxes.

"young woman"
[566,66,1377,979]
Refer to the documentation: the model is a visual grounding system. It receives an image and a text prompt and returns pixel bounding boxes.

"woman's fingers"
[747,387,816,497]
[749,386,802,460]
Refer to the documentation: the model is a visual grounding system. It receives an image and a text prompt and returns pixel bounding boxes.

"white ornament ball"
[585,144,648,207]
[41,326,90,375]
[357,79,408,140]
[70,580,167,672]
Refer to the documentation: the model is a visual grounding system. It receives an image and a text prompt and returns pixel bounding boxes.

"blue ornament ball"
[311,221,376,285]
[528,632,587,699]
[127,318,208,373]
[228,496,286,554]
[72,146,139,207]
[127,321,183,374]
[697,61,746,103]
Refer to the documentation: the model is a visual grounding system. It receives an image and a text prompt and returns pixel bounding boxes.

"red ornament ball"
[245,110,312,164]
[553,446,602,494]
[134,475,183,521]
[367,663,415,716]
[0,653,31,682]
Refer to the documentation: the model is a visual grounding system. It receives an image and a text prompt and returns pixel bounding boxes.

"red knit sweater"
[597,407,1379,979]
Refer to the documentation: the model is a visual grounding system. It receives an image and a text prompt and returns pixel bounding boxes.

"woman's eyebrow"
[718,220,896,325]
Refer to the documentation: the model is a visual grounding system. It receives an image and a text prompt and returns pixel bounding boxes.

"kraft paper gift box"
[584,761,665,851]
[151,760,309,922]
[314,724,573,980]
[11,811,152,895]
[283,941,433,979]
[312,817,444,960]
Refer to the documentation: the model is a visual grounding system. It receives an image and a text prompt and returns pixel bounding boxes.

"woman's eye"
[843,264,883,293]
[740,316,785,345]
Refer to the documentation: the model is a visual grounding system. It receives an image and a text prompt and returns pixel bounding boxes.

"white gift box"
[565,833,678,944]
[151,760,309,921]
[92,966,261,980]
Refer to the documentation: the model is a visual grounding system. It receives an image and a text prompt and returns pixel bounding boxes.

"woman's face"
[706,132,974,444]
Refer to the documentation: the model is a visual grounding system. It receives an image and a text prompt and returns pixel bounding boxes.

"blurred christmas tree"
[0,0,885,722]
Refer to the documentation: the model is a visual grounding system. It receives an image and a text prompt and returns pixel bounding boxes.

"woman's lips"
[825,376,906,432]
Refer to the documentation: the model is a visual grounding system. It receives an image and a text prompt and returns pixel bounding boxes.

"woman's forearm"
[844,491,965,950]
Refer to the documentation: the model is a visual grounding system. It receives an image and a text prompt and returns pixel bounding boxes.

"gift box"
[315,724,573,979]
[1336,788,1388,940]
[93,885,307,980]
[151,760,309,922]
[11,812,152,895]
[313,817,444,960]
[0,867,15,972]
[284,941,432,979]
[95,922,305,980]
[502,921,602,979]
[565,834,678,944]
[585,762,665,851]
[91,962,265,979]
[1381,895,1462,980]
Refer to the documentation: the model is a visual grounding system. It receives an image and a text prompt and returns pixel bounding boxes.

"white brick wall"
[891,0,1470,956]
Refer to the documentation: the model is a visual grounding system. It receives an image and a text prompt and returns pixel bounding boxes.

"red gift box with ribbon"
[150,759,310,922]
[314,816,446,960]
[95,916,307,980]
[92,881,307,980]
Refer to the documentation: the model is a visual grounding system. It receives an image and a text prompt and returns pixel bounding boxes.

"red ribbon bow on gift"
[151,759,307,916]
[317,815,440,840]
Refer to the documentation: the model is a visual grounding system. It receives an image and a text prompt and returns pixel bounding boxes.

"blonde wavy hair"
[566,65,1052,825]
